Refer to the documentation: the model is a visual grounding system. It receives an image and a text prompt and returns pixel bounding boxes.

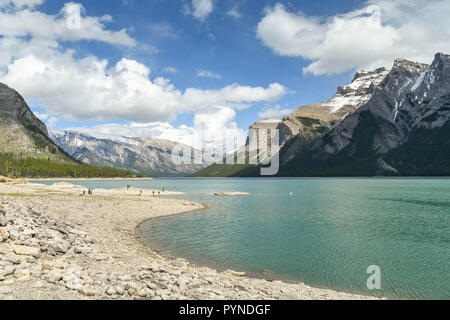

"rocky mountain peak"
[0,82,48,137]
[428,52,450,77]
[287,65,390,125]
[352,67,390,83]
[391,58,429,76]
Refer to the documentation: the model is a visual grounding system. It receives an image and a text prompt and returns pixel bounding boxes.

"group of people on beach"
[127,184,165,197]
[81,185,166,197]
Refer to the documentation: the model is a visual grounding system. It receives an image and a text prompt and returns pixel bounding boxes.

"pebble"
[115,286,125,296]
[0,286,13,295]
[106,287,116,296]
[79,287,96,296]
[45,270,63,284]
[0,212,6,227]
[13,245,41,259]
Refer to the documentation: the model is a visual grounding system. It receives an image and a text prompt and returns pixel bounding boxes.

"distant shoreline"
[27,177,154,181]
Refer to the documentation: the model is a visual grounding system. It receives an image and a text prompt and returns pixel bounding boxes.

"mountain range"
[194,53,450,177]
[0,80,216,178]
[50,130,216,177]
[0,83,132,178]
[2,52,449,178]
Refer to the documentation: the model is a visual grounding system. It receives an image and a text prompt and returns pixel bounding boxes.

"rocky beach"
[0,180,376,300]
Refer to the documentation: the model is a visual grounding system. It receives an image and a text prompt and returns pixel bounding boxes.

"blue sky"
[1,0,449,147]
[36,0,358,130]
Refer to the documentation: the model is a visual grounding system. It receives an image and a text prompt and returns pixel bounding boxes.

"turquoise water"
[35,178,450,299]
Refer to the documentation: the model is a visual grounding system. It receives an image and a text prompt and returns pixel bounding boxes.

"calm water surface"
[35,178,450,299]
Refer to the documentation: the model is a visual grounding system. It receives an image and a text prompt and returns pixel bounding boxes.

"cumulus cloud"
[0,2,135,48]
[188,0,213,21]
[197,69,222,79]
[258,105,293,119]
[67,107,247,153]
[257,0,450,75]
[0,2,287,124]
[182,83,286,112]
[1,53,286,122]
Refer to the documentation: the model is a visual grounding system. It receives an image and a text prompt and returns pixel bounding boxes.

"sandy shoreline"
[0,181,379,300]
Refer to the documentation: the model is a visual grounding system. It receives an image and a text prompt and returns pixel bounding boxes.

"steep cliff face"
[319,59,429,156]
[280,53,449,176]
[50,130,216,177]
[0,82,72,162]
[194,53,450,177]
[291,67,390,123]
[276,67,390,162]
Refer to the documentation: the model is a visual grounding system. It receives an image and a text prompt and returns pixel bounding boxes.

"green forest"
[0,153,135,178]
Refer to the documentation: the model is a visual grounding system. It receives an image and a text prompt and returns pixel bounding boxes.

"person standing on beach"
[140,189,143,197]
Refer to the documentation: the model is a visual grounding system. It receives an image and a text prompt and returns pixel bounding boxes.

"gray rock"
[0,213,6,227]
[13,245,41,258]
[106,287,116,296]
[0,286,13,295]
[115,286,124,296]
[45,270,63,284]
[22,229,37,237]
[136,289,147,298]
[1,266,15,277]
[225,270,246,277]
[49,240,70,254]
[79,287,96,296]
[7,230,20,241]
[0,244,12,255]
[3,252,21,264]
[145,289,155,298]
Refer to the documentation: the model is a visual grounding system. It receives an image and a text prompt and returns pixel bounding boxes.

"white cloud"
[150,22,178,39]
[1,54,286,122]
[189,0,213,21]
[258,105,293,119]
[0,0,44,9]
[197,69,221,79]
[0,3,287,124]
[227,5,242,19]
[33,111,48,120]
[182,83,286,112]
[67,107,247,153]
[47,116,58,127]
[162,67,178,74]
[0,2,135,48]
[257,1,450,75]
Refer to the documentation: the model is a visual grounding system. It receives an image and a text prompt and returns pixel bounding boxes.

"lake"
[35,178,450,299]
